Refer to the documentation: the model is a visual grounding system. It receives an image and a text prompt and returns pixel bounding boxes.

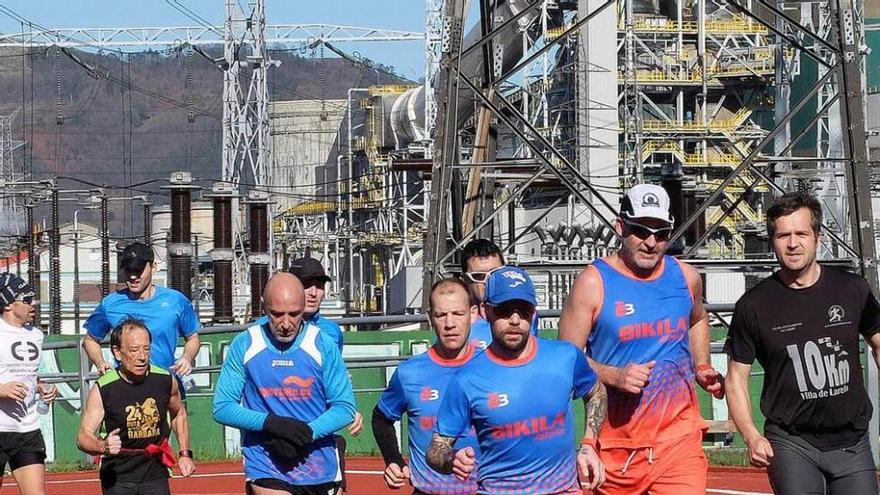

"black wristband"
[178,449,193,459]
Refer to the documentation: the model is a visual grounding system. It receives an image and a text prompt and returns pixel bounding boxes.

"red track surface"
[2,458,775,494]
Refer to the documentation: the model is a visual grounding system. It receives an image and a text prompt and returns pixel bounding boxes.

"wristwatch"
[178,449,194,459]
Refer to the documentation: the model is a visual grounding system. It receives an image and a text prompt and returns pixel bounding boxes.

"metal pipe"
[25,200,41,325]
[143,201,152,245]
[346,88,369,315]
[50,182,60,334]
[100,193,109,297]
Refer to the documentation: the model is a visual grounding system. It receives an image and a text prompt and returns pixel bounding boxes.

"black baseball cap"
[288,257,331,284]
[0,273,32,307]
[119,242,155,276]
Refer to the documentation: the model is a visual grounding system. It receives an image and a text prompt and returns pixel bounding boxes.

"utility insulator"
[162,172,200,300]
[207,182,236,323]
[246,190,272,319]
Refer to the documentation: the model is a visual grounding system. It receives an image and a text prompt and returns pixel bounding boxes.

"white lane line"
[28,467,772,495]
[707,490,772,495]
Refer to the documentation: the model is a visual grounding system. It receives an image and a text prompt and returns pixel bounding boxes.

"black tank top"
[97,365,172,484]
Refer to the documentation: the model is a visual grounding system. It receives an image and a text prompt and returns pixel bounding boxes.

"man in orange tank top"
[559,184,723,495]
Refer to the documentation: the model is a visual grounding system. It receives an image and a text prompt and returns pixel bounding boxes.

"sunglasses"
[463,271,491,284]
[623,219,673,242]
[488,301,536,320]
[14,293,35,304]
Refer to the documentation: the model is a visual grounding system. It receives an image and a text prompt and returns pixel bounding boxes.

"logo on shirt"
[271,359,294,367]
[786,337,851,401]
[618,317,688,342]
[420,387,440,401]
[10,341,39,362]
[126,397,161,440]
[614,301,636,317]
[260,375,314,400]
[419,416,438,430]
[828,305,844,323]
[490,411,566,441]
[487,392,510,409]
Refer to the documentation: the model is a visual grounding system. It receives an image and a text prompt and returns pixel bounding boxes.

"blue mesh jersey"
[468,317,538,350]
[378,345,481,495]
[212,322,356,486]
[85,286,200,370]
[255,312,343,352]
[435,337,597,495]
[587,256,704,448]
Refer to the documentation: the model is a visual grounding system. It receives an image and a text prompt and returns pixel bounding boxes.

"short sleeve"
[377,369,407,421]
[84,302,111,341]
[571,346,598,398]
[724,299,758,364]
[859,282,880,338]
[178,296,201,337]
[435,375,471,439]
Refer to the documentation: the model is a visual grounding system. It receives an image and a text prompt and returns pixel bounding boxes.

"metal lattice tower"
[424,0,445,157]
[0,110,25,242]
[221,0,271,313]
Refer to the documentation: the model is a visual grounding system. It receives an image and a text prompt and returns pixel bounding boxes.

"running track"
[2,458,777,494]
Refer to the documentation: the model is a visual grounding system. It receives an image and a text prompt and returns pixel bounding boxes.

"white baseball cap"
[620,184,674,225]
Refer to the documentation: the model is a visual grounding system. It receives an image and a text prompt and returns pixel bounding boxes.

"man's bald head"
[263,272,305,344]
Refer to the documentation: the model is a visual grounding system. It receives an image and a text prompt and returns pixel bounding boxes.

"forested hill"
[0,46,407,236]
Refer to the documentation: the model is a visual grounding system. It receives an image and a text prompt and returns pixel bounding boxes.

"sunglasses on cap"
[622,218,673,242]
[14,293,35,304]
[487,300,536,320]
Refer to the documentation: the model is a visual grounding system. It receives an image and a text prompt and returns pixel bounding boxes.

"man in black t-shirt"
[725,192,880,495]
[76,318,196,495]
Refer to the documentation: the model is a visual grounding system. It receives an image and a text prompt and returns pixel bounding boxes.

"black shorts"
[248,478,339,495]
[0,430,46,471]
[102,476,170,495]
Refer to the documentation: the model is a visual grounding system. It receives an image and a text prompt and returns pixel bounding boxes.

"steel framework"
[423,0,879,460]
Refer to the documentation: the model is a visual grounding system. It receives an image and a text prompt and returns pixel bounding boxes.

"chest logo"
[615,301,636,317]
[420,387,440,401]
[827,305,844,324]
[125,397,161,439]
[11,341,39,362]
[488,392,510,409]
[283,375,314,388]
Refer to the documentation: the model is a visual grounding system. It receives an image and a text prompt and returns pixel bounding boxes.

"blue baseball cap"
[485,266,537,306]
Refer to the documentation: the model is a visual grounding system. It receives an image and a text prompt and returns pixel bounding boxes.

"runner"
[213,273,356,494]
[81,242,201,396]
[725,192,880,494]
[372,278,480,494]
[558,183,722,495]
[0,273,57,495]
[76,318,196,495]
[428,266,606,494]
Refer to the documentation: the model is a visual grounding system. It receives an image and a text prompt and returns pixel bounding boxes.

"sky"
[0,1,427,80]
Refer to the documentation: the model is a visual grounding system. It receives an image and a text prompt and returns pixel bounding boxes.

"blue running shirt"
[435,337,597,495]
[213,322,356,485]
[378,345,481,494]
[85,286,200,370]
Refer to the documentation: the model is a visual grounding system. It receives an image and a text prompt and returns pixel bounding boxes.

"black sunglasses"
[623,219,673,242]
[488,301,536,320]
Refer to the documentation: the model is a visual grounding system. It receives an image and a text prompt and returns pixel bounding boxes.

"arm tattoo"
[584,382,607,438]
[426,433,457,474]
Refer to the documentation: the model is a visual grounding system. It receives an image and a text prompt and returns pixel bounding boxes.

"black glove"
[264,437,307,463]
[263,414,313,447]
